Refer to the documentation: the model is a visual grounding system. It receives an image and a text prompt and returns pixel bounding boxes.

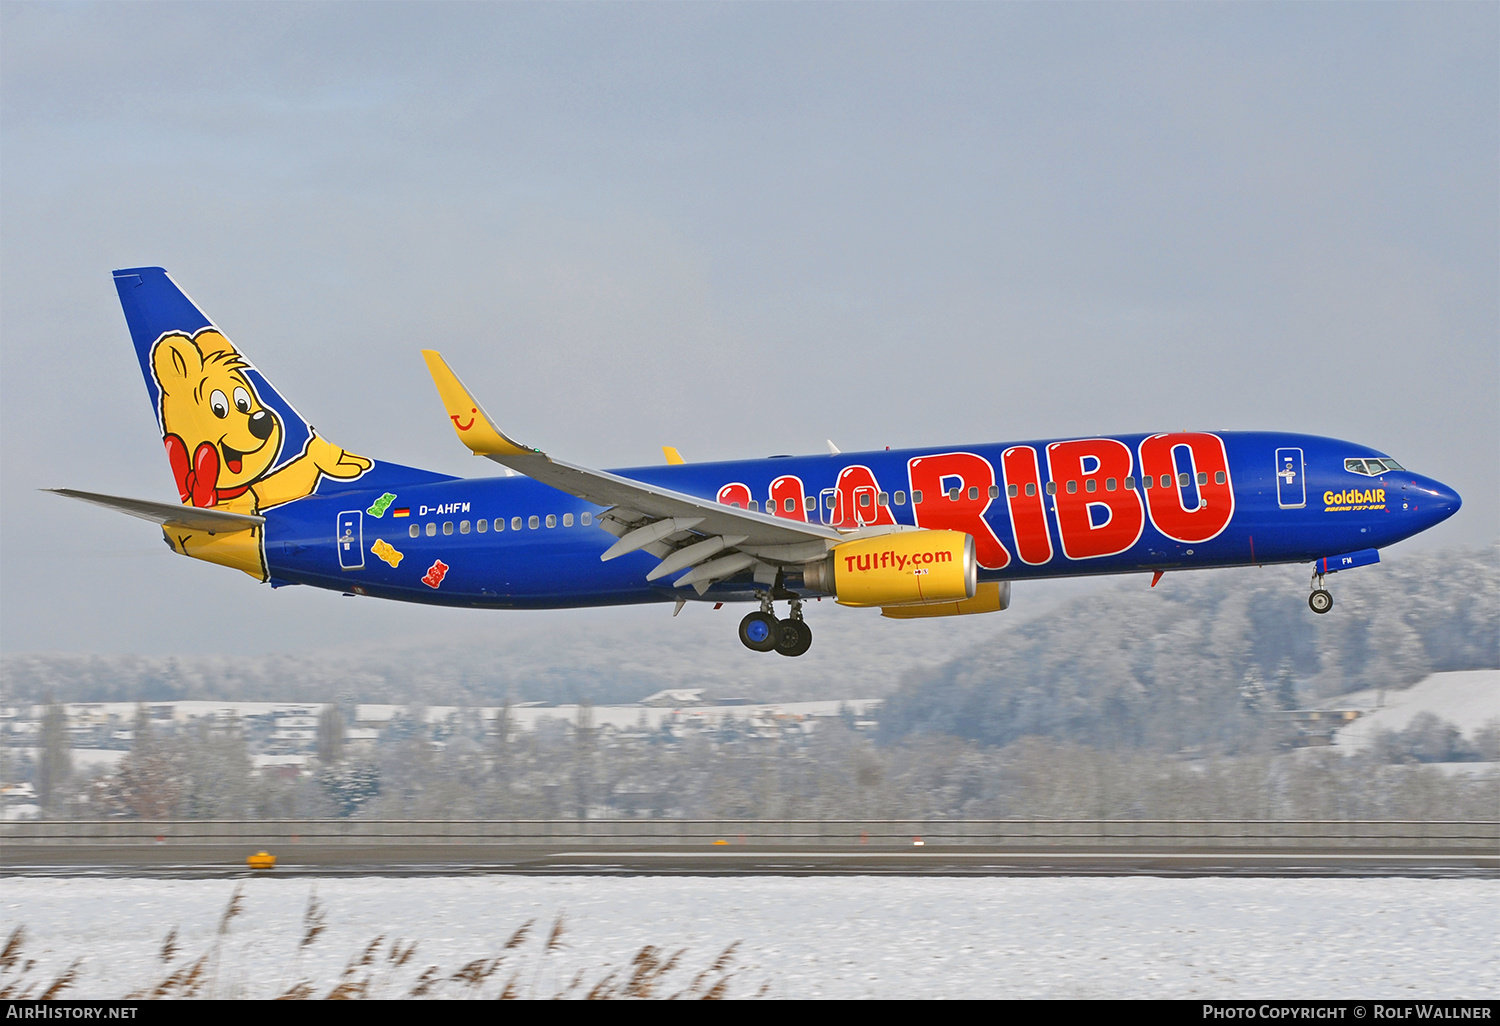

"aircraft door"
[337,510,365,570]
[1275,448,1305,509]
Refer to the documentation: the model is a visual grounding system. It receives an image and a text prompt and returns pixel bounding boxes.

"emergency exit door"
[337,510,365,570]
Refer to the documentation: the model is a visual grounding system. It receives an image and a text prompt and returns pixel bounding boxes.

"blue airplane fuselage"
[262,431,1459,609]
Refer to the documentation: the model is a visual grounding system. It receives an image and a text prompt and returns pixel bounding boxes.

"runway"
[4,843,1496,877]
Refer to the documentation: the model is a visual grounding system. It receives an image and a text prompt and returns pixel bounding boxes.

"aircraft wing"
[422,351,847,593]
[46,488,266,532]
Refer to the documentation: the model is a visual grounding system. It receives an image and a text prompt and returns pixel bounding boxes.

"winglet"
[421,350,537,458]
[662,446,686,465]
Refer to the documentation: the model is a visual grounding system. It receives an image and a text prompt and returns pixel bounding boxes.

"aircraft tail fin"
[114,267,317,473]
[112,267,453,510]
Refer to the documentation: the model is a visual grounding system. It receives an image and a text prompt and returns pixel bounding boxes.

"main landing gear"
[738,590,813,657]
[1308,571,1334,615]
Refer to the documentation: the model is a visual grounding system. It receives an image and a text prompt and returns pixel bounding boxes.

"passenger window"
[1066,481,1078,494]
[1007,484,1019,498]
[409,524,420,538]
[1215,471,1226,485]
[948,487,960,501]
[748,500,759,512]
[1085,479,1097,493]
[1197,472,1208,485]
[476,519,488,533]
[1162,475,1172,488]
[528,515,539,529]
[581,512,592,525]
[859,493,871,507]
[912,490,923,504]
[785,498,796,512]
[563,513,574,527]
[894,491,907,506]
[1025,483,1036,497]
[729,502,741,508]
[459,520,471,534]
[512,517,522,531]
[546,514,557,528]
[1105,478,1116,491]
[1045,482,1056,495]
[1142,476,1151,489]
[443,522,454,535]
[426,523,437,537]
[1178,473,1190,487]
[877,492,888,506]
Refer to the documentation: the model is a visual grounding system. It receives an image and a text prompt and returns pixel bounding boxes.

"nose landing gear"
[1308,571,1334,614]
[738,591,814,656]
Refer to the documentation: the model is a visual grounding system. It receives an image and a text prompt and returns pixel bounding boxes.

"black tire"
[739,611,779,652]
[1308,589,1333,614]
[774,618,813,657]
[780,618,816,657]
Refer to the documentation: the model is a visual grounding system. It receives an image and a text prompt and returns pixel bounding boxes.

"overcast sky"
[2,2,1495,658]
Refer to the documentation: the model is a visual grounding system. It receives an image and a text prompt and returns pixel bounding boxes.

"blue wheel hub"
[746,618,771,643]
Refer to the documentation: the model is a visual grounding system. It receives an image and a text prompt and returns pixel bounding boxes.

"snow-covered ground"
[1332,670,1499,752]
[1,876,1494,999]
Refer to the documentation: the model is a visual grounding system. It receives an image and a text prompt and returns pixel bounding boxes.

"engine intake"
[802,530,976,607]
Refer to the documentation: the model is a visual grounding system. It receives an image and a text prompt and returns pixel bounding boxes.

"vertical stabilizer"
[114,267,316,477]
[112,267,452,523]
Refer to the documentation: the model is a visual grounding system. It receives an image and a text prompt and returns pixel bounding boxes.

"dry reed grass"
[0,889,764,1000]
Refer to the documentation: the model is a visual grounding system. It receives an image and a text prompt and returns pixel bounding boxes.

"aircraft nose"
[1432,479,1462,519]
[1412,475,1462,527]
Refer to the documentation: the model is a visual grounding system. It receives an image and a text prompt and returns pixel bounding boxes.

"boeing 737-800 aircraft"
[51,267,1462,657]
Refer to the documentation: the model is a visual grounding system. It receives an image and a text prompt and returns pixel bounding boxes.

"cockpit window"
[1345,457,1403,477]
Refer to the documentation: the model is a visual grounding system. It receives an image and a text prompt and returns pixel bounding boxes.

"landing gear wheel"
[774,618,813,657]
[1309,589,1333,614]
[739,611,779,652]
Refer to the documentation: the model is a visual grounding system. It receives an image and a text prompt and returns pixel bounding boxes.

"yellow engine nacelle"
[880,580,1010,618]
[802,530,976,607]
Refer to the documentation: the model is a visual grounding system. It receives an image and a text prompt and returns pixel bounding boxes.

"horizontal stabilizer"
[46,488,265,533]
